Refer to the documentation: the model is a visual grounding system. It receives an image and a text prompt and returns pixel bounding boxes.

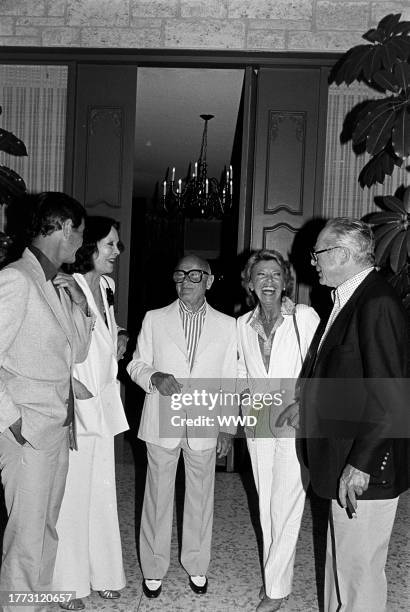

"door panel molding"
[264,110,306,215]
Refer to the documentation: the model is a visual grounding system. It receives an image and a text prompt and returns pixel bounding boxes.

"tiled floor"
[69,438,410,612]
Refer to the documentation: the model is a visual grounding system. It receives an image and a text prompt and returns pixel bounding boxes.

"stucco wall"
[0,0,409,51]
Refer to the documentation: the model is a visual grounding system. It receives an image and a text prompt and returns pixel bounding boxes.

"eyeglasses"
[310,246,343,264]
[173,269,210,283]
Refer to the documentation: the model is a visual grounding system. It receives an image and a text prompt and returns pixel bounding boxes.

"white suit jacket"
[127,299,238,450]
[72,274,129,438]
[0,249,94,449]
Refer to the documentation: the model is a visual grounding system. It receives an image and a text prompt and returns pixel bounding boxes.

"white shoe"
[190,575,206,588]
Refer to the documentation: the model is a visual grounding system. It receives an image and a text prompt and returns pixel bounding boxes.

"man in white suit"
[0,192,94,610]
[127,254,237,598]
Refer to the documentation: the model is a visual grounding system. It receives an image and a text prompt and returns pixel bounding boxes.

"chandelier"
[161,114,233,219]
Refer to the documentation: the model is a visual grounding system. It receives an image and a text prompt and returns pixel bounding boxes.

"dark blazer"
[299,270,410,500]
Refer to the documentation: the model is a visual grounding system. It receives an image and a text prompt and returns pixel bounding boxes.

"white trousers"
[140,439,216,579]
[0,429,69,612]
[53,435,126,598]
[325,497,399,612]
[247,437,307,599]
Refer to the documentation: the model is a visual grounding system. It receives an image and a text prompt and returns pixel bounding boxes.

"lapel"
[22,249,73,343]
[245,316,268,375]
[310,271,378,373]
[195,302,214,359]
[101,280,117,347]
[164,300,188,356]
[74,273,114,351]
[302,319,327,378]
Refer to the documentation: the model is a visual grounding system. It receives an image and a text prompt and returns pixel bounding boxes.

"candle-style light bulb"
[194,162,198,177]
[230,165,233,180]
[163,180,167,196]
[171,167,175,182]
[205,178,209,195]
[178,178,182,194]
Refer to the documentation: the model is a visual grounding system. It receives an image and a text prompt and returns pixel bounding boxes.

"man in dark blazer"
[281,217,409,611]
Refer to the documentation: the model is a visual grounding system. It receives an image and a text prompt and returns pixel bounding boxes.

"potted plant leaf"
[329,12,410,310]
[0,104,27,266]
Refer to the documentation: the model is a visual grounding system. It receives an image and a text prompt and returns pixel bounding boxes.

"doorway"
[128,67,245,334]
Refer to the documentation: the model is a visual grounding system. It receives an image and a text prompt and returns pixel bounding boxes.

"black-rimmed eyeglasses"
[310,246,343,264]
[173,269,210,283]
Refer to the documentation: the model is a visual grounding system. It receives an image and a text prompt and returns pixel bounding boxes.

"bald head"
[176,254,211,274]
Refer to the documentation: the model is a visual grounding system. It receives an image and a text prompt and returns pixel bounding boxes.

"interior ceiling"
[133,67,245,202]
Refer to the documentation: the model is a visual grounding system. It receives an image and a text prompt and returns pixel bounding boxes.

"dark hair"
[70,215,120,274]
[241,249,293,307]
[27,192,85,241]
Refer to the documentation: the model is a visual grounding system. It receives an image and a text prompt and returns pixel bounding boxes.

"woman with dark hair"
[237,249,319,612]
[53,216,129,611]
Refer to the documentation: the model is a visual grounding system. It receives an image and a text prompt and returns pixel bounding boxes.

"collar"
[246,296,296,324]
[28,245,59,281]
[179,298,207,316]
[334,266,374,308]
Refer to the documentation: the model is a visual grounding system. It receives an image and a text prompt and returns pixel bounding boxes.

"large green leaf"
[330,45,378,85]
[386,36,410,61]
[0,166,26,204]
[372,222,402,242]
[380,44,396,71]
[364,211,402,224]
[375,224,401,263]
[376,13,402,38]
[402,186,410,212]
[392,21,410,36]
[389,230,408,272]
[372,69,401,93]
[363,29,385,44]
[391,106,410,157]
[358,149,401,187]
[352,98,396,145]
[363,45,384,80]
[377,194,407,213]
[393,60,410,90]
[0,128,27,156]
[366,112,396,155]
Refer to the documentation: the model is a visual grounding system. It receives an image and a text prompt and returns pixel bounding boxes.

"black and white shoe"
[143,579,162,598]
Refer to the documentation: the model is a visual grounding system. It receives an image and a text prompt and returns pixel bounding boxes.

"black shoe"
[142,579,162,598]
[189,576,208,595]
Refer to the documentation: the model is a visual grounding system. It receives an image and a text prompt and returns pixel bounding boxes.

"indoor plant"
[0,103,27,266]
[0,104,27,206]
[329,13,410,309]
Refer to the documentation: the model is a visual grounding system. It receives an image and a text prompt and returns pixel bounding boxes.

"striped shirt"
[179,299,207,371]
[247,298,296,373]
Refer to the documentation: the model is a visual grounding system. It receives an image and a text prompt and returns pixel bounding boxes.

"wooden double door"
[70,62,329,325]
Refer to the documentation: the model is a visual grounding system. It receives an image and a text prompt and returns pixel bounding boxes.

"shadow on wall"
[290,217,333,320]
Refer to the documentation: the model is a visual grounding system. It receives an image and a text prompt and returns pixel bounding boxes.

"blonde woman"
[237,249,319,612]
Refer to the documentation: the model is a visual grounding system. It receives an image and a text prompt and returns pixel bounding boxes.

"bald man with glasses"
[127,254,237,599]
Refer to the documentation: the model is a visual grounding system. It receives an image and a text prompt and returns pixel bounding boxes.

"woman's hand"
[117,332,129,360]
